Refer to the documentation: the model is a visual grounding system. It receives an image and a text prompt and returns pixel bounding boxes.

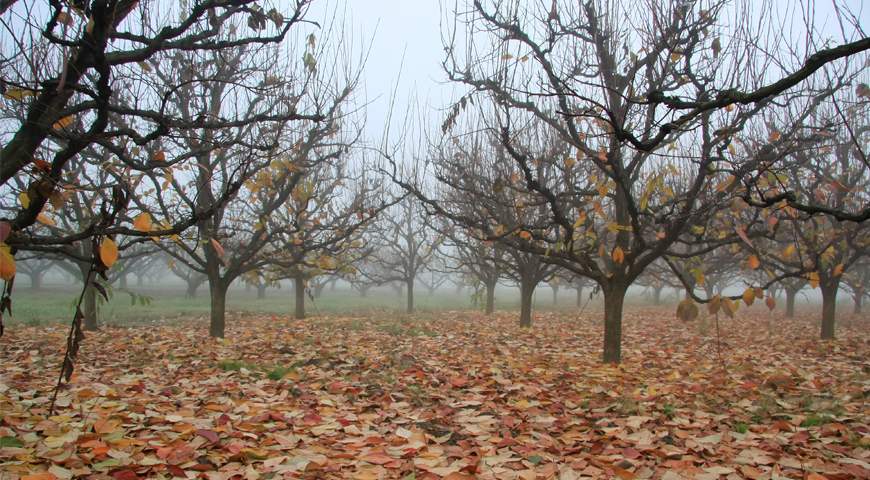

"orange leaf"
[614,467,638,480]
[734,226,753,248]
[768,131,781,142]
[210,238,225,258]
[612,246,625,264]
[133,212,152,232]
[0,245,16,282]
[443,473,475,480]
[747,254,759,269]
[765,296,776,312]
[833,264,843,277]
[36,213,57,227]
[101,238,118,268]
[151,151,166,161]
[22,474,59,480]
[53,115,74,129]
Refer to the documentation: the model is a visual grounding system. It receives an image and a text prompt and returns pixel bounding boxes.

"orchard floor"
[2,308,870,480]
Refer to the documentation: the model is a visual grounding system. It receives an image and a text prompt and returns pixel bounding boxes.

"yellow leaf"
[101,237,118,268]
[53,116,74,129]
[3,89,33,100]
[0,244,16,282]
[36,213,56,227]
[167,260,175,269]
[137,61,153,72]
[519,230,532,239]
[501,54,514,60]
[782,245,795,257]
[19,192,30,209]
[133,212,152,232]
[808,271,820,289]
[565,156,575,169]
[743,288,755,307]
[670,52,682,62]
[833,264,843,277]
[748,254,760,269]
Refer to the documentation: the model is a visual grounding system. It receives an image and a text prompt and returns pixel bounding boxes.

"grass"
[266,365,298,381]
[733,423,749,434]
[8,278,622,327]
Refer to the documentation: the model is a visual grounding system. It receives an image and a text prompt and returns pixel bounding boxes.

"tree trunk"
[29,272,42,289]
[359,285,369,298]
[209,280,229,338]
[653,285,663,306]
[137,273,144,286]
[83,283,98,331]
[602,284,628,364]
[186,280,199,299]
[576,286,584,308]
[295,273,306,319]
[820,280,839,340]
[406,280,414,314]
[551,285,558,306]
[455,283,464,295]
[119,273,127,289]
[519,281,535,328]
[684,289,691,301]
[245,281,251,292]
[329,277,338,291]
[485,280,496,314]
[854,295,863,315]
[785,287,796,318]
[257,283,267,300]
[314,281,327,298]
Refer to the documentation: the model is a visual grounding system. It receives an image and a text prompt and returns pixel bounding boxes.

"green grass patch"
[801,414,831,427]
[733,423,749,434]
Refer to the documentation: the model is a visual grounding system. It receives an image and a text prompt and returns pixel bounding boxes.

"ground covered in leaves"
[2,308,870,480]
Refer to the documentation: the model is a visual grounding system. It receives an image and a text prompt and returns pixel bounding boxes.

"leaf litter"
[2,308,870,480]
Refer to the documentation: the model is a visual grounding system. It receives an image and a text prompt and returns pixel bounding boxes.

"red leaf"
[196,429,220,444]
[111,470,139,480]
[622,447,641,459]
[165,464,186,477]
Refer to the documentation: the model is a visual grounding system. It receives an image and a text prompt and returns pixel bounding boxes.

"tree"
[360,197,440,313]
[391,0,869,363]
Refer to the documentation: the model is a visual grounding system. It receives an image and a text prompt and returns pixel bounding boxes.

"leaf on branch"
[101,238,118,268]
[743,288,755,307]
[765,296,776,312]
[36,213,56,227]
[748,254,760,269]
[3,89,33,100]
[711,38,721,58]
[807,271,820,289]
[0,222,9,243]
[612,246,625,264]
[768,131,781,142]
[856,83,870,98]
[133,212,152,232]
[501,54,514,60]
[57,11,74,25]
[211,238,226,258]
[267,8,284,28]
[833,264,844,277]
[137,61,153,72]
[734,226,753,248]
[53,116,74,129]
[18,192,30,209]
[151,151,166,162]
[0,245,16,282]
